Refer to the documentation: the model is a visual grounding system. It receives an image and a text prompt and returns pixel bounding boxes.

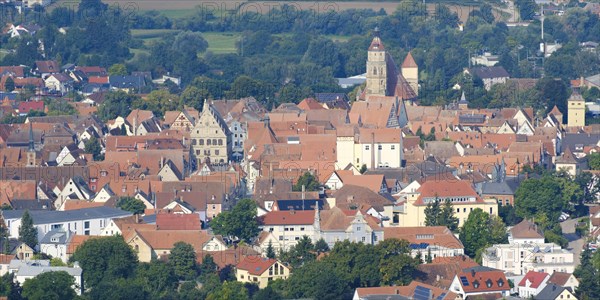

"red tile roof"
[156,213,202,230]
[383,226,464,250]
[259,210,314,225]
[17,100,44,114]
[547,272,573,287]
[402,52,418,68]
[297,98,324,110]
[88,76,108,84]
[456,268,510,293]
[518,271,549,289]
[236,256,280,275]
[414,180,482,206]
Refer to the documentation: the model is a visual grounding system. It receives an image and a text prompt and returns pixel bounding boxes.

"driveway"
[561,217,585,266]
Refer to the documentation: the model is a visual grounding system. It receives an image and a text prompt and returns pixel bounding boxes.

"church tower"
[401,52,419,96]
[567,93,585,127]
[365,27,388,97]
[26,122,36,167]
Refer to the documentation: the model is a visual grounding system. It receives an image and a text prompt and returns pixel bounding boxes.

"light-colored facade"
[568,93,586,127]
[236,258,290,289]
[190,101,232,165]
[336,128,404,170]
[1,207,132,242]
[482,243,575,275]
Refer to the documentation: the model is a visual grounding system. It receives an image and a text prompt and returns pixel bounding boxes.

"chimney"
[371,132,375,169]
[471,269,476,277]
[135,214,139,223]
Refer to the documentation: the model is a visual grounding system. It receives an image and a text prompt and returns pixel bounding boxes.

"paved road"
[561,217,585,266]
[494,0,519,23]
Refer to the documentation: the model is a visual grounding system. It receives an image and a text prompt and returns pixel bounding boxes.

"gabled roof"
[510,219,543,239]
[259,210,314,226]
[468,66,510,79]
[402,52,418,68]
[518,271,549,289]
[356,281,455,300]
[18,101,44,114]
[155,213,201,230]
[35,60,59,74]
[383,226,463,250]
[456,267,510,293]
[297,98,324,110]
[547,272,574,287]
[535,283,571,300]
[236,256,283,275]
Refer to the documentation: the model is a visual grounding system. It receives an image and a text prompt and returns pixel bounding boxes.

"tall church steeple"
[366,27,388,97]
[26,122,36,167]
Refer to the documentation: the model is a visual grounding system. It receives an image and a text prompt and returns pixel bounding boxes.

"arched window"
[207,139,211,145]
[212,139,217,145]
[199,139,204,145]
[373,67,377,75]
[218,139,223,146]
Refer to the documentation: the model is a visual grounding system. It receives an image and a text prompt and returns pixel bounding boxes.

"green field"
[203,32,241,54]
[159,9,198,19]
[131,29,182,39]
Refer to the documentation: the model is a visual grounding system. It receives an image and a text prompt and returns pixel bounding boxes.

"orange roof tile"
[156,213,202,230]
[402,52,418,68]
[383,226,463,250]
[259,210,314,226]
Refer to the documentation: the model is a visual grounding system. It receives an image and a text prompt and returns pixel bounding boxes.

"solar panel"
[460,276,470,286]
[436,292,447,300]
[413,285,431,300]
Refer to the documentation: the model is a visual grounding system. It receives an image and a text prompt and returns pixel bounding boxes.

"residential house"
[1,207,132,242]
[235,256,290,288]
[518,271,550,298]
[383,226,464,259]
[465,66,510,90]
[353,281,457,300]
[382,180,498,227]
[53,176,95,210]
[10,259,83,295]
[109,75,146,93]
[190,101,232,165]
[0,254,14,276]
[17,101,44,116]
[44,73,73,94]
[34,60,59,78]
[508,219,545,245]
[124,229,226,262]
[38,230,74,262]
[547,272,579,291]
[449,266,510,298]
[163,109,197,132]
[555,148,587,177]
[535,283,577,300]
[482,242,575,275]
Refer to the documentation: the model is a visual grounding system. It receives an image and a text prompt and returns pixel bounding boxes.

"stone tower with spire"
[401,51,419,96]
[26,122,36,167]
[365,27,388,96]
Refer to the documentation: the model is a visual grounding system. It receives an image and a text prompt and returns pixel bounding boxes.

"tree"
[108,63,128,76]
[376,239,420,285]
[293,172,320,192]
[97,91,139,122]
[314,238,330,253]
[88,278,148,300]
[84,136,103,161]
[253,286,282,300]
[180,86,209,111]
[285,261,349,300]
[22,271,76,300]
[135,260,178,298]
[459,209,508,258]
[210,199,260,242]
[425,198,458,232]
[169,242,198,280]
[70,236,138,290]
[206,281,248,300]
[199,254,217,276]
[359,164,367,174]
[18,210,37,249]
[0,273,21,299]
[574,249,600,299]
[589,153,600,170]
[515,176,570,222]
[133,89,179,117]
[4,77,14,92]
[280,236,316,268]
[266,241,276,259]
[116,196,146,215]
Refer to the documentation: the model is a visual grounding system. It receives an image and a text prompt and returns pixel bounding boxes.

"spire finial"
[28,122,34,152]
[373,26,380,37]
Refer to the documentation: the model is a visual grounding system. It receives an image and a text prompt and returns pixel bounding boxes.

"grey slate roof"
[535,283,570,300]
[1,207,132,224]
[109,75,146,89]
[468,66,510,79]
[39,230,72,245]
[16,265,82,277]
[481,181,514,195]
[562,133,600,152]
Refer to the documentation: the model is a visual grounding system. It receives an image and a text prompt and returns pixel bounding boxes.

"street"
[561,217,585,266]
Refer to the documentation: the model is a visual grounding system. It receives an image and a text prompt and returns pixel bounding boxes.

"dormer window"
[473,280,480,289]
[497,279,504,287]
[486,279,492,288]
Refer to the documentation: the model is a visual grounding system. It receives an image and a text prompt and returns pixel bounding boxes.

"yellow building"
[567,93,586,127]
[190,101,232,165]
[383,179,498,227]
[401,52,419,96]
[236,256,290,288]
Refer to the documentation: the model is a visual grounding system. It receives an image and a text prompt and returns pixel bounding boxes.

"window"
[295,237,300,240]
[84,221,90,229]
[212,139,217,145]
[457,208,460,213]
[192,139,197,145]
[207,139,211,145]
[199,139,204,145]
[196,150,200,155]
[362,237,366,242]
[84,230,90,235]
[378,145,382,150]
[300,227,304,231]
[240,275,244,279]
[279,236,283,241]
[215,150,220,156]
[289,228,294,231]
[284,228,289,231]
[365,145,370,150]
[391,145,395,150]
[218,139,223,145]
[356,226,361,231]
[463,208,466,213]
